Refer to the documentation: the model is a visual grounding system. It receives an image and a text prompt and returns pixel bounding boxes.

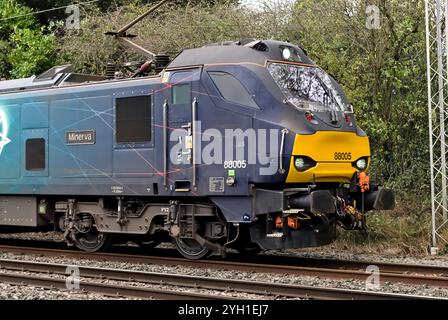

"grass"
[329,195,448,257]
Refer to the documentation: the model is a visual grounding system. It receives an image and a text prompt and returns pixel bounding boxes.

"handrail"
[278,128,289,174]
[192,98,198,189]
[163,99,168,188]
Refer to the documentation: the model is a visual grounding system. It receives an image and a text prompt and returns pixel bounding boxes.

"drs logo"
[334,152,352,161]
[0,109,11,155]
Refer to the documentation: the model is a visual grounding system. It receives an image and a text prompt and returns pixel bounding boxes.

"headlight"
[294,156,316,172]
[282,47,292,60]
[354,158,368,171]
[295,157,305,169]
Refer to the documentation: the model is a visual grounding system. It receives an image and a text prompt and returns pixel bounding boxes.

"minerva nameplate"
[66,130,96,145]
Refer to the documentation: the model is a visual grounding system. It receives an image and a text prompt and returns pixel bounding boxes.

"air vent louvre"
[252,42,268,52]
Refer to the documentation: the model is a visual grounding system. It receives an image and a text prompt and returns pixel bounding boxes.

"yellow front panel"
[286,131,371,183]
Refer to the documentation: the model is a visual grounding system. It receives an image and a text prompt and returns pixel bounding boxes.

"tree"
[59,0,289,74]
[0,0,58,79]
[16,0,240,22]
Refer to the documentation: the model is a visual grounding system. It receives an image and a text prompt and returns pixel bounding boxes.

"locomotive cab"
[245,43,395,252]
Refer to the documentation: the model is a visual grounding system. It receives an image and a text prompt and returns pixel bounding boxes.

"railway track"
[0,258,442,300]
[0,244,447,290]
[248,254,448,276]
[0,272,225,300]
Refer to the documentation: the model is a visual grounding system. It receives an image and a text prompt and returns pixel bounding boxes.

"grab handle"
[278,128,289,174]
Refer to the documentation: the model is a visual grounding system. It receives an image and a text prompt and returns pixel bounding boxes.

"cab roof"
[167,40,315,68]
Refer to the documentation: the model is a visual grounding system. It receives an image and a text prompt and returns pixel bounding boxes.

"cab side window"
[171,71,192,105]
[172,83,191,105]
[116,95,152,144]
[208,72,259,109]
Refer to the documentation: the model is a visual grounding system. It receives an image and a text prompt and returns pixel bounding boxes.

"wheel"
[237,243,262,255]
[174,238,210,260]
[136,239,161,249]
[74,228,111,253]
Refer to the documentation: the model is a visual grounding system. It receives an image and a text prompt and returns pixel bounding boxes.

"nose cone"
[286,132,371,183]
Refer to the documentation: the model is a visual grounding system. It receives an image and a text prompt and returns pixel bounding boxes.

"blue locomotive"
[0,39,394,259]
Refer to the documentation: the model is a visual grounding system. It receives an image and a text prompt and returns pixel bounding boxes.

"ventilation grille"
[252,41,268,52]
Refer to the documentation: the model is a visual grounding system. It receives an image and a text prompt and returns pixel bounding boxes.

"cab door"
[164,68,201,193]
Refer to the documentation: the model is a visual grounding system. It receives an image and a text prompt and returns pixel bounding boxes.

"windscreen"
[267,62,351,113]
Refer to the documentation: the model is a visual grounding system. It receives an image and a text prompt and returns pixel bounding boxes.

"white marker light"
[356,158,368,170]
[295,157,305,170]
[282,47,292,60]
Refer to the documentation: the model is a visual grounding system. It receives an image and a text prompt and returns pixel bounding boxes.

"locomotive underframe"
[0,180,394,255]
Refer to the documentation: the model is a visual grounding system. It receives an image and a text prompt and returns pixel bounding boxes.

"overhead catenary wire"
[0,0,100,22]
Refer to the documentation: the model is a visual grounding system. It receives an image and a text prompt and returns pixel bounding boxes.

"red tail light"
[305,112,318,125]
[345,114,353,126]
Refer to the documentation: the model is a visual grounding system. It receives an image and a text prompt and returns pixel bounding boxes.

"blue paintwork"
[0,56,359,223]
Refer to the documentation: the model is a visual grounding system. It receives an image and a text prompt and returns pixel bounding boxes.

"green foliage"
[0,0,58,79]
[15,0,240,22]
[0,0,35,38]
[8,27,58,79]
